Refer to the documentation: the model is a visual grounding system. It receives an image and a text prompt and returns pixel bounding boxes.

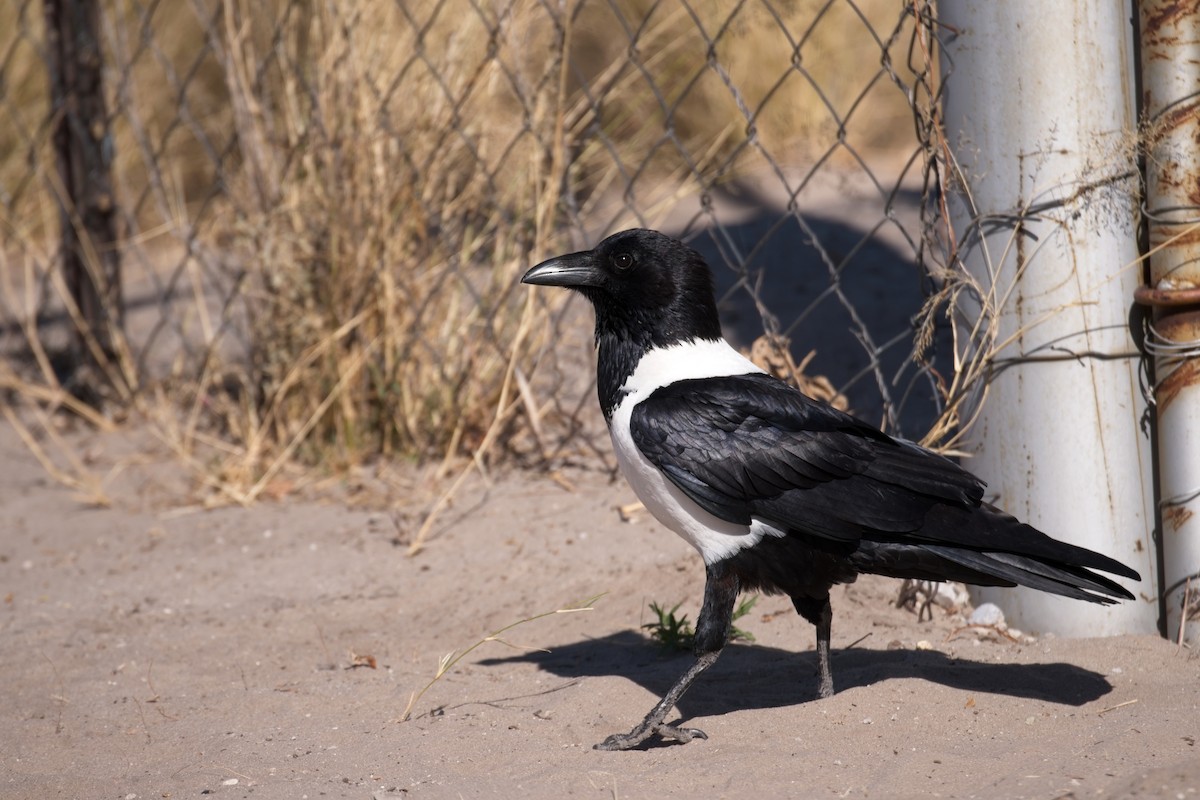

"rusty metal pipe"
[1135,0,1200,644]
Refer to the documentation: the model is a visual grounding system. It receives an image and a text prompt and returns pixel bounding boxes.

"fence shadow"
[668,178,943,438]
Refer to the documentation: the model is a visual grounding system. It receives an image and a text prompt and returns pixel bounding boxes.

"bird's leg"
[593,650,718,751]
[595,563,738,751]
[814,596,834,699]
[792,594,835,699]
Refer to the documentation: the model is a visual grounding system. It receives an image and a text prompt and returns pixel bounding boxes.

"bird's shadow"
[480,631,1113,724]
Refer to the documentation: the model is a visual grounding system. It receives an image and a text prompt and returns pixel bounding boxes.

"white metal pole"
[939,0,1158,635]
[1135,1,1200,645]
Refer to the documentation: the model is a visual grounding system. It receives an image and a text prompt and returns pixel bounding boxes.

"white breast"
[607,338,781,564]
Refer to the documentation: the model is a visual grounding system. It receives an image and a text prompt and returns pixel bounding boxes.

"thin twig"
[400,594,603,722]
[1097,699,1138,716]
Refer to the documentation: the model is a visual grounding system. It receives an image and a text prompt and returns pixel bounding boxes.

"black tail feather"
[922,545,1134,605]
[915,505,1141,582]
[854,501,1140,604]
[984,551,1135,599]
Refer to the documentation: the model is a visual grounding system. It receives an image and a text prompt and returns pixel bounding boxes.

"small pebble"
[969,603,1005,627]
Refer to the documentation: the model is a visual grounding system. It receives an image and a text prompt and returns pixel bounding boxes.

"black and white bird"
[521,228,1140,751]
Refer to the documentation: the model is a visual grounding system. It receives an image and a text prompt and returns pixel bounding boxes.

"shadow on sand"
[481,630,1113,727]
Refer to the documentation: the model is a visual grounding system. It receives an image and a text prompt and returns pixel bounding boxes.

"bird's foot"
[593,721,708,751]
[817,676,835,700]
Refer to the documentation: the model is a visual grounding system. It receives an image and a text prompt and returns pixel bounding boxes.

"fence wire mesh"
[0,0,961,502]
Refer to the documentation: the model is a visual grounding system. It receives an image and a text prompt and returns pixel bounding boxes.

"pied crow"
[521,228,1140,751]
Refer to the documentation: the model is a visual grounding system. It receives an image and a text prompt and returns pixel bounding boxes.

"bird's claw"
[593,722,708,751]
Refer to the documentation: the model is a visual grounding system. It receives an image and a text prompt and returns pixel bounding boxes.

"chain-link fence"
[1,0,957,502]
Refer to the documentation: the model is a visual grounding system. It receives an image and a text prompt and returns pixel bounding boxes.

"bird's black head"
[522,229,725,418]
[521,229,723,348]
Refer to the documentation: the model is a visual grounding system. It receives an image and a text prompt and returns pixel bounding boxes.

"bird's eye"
[612,252,635,272]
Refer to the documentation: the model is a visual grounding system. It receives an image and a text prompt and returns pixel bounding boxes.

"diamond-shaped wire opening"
[1,0,958,478]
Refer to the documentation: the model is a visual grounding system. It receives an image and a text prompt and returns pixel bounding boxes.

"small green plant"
[643,596,758,652]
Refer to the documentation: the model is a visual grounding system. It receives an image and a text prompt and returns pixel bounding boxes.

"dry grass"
[1,0,923,503]
[572,0,913,158]
[194,1,570,490]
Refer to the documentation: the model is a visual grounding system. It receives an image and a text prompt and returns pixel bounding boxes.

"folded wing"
[630,373,1138,602]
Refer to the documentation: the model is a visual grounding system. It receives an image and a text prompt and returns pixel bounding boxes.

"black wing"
[630,373,1138,598]
[630,372,984,539]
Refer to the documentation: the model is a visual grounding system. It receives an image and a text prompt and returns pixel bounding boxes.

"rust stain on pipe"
[1165,504,1196,534]
[1154,311,1200,342]
[1140,0,1200,43]
[1135,285,1200,306]
[1151,313,1200,414]
[1146,224,1200,250]
[1153,99,1200,137]
[1158,358,1200,414]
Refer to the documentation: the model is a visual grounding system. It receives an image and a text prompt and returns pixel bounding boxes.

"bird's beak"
[521,251,602,288]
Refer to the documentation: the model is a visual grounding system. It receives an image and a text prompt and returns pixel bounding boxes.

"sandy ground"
[2,416,1199,800]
